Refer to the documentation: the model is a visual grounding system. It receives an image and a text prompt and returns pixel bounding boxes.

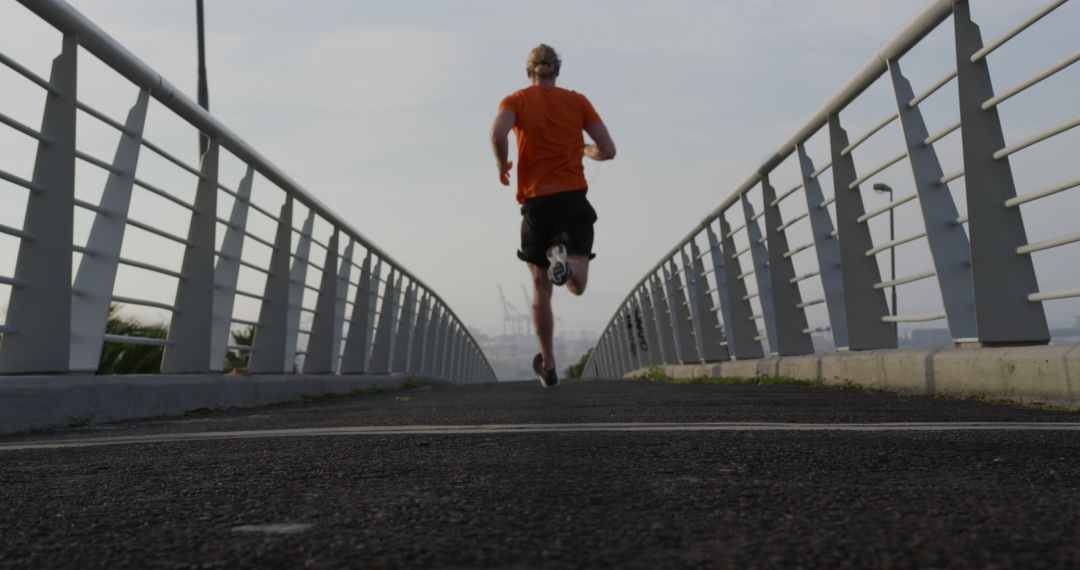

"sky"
[1,0,1079,359]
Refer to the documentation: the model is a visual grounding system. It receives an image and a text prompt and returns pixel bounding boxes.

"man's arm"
[490,109,516,186]
[584,122,616,161]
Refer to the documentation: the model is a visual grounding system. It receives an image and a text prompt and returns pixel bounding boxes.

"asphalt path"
[2,379,1079,568]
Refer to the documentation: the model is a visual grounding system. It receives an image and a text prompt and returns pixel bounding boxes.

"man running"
[490,44,617,387]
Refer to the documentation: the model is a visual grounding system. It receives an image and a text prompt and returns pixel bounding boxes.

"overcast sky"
[1,0,1078,349]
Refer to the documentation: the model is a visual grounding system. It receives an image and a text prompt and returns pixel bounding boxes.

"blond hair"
[526,44,561,78]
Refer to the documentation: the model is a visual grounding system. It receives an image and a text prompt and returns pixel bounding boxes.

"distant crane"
[497,286,531,337]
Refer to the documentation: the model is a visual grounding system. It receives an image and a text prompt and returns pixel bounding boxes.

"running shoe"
[547,244,572,286]
[532,352,559,387]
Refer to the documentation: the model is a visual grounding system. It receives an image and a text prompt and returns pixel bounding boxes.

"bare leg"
[566,254,590,296]
[528,263,556,370]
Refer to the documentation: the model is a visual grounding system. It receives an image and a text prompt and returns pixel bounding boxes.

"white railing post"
[162,141,219,373]
[69,89,149,372]
[208,166,254,371]
[249,195,294,373]
[303,229,340,374]
[0,35,77,374]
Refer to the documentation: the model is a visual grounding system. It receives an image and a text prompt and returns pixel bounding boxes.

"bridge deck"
[2,380,1079,567]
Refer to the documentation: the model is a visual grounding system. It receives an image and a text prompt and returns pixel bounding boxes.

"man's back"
[499,85,601,203]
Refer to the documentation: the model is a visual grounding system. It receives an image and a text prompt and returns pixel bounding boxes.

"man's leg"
[566,255,590,296]
[528,262,556,370]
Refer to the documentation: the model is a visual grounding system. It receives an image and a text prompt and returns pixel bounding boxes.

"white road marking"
[232,523,313,535]
[2,422,1079,451]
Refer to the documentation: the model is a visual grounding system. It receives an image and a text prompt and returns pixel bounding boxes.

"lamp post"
[196,0,209,155]
[872,183,897,335]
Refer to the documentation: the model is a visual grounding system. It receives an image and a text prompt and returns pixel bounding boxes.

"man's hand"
[490,109,516,187]
[499,160,513,186]
[584,122,617,161]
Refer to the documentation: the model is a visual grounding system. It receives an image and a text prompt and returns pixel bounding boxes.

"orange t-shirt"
[498,86,602,204]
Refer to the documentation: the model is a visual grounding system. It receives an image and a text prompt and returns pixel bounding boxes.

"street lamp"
[872,183,897,335]
[196,0,209,155]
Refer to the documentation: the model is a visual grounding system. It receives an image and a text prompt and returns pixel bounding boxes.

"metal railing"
[0,0,495,382]
[585,0,1080,378]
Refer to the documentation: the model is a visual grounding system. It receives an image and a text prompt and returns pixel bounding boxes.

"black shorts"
[517,189,598,268]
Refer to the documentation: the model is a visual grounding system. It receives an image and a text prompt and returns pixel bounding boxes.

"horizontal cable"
[73,198,113,216]
[725,223,746,240]
[0,168,43,193]
[141,139,204,179]
[789,270,819,284]
[235,288,267,301]
[750,211,764,222]
[0,275,25,288]
[939,169,965,186]
[924,120,961,147]
[858,193,917,224]
[865,230,926,257]
[995,115,1080,160]
[133,177,199,212]
[737,268,756,281]
[882,313,946,323]
[776,212,809,233]
[298,306,317,315]
[803,326,831,334]
[233,226,278,252]
[874,269,936,290]
[797,298,825,309]
[1029,288,1080,302]
[227,344,254,352]
[1005,176,1080,208]
[748,313,763,322]
[810,162,832,179]
[848,151,908,190]
[770,183,804,207]
[76,101,134,135]
[983,48,1080,111]
[103,333,173,347]
[111,295,178,313]
[237,259,271,275]
[297,281,321,295]
[0,110,53,144]
[908,69,958,108]
[782,241,815,259]
[954,215,969,226]
[118,256,185,280]
[126,218,192,246]
[1016,231,1080,255]
[732,246,751,259]
[971,0,1069,63]
[753,335,766,342]
[0,51,61,95]
[819,196,836,209]
[291,227,331,252]
[246,200,282,224]
[0,223,33,241]
[229,317,260,327]
[743,291,760,300]
[841,113,898,156]
[76,150,126,175]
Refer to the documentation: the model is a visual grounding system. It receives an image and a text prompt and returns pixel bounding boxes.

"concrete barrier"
[627,344,1080,406]
[0,373,444,435]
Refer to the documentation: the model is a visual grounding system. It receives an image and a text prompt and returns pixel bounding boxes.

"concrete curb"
[0,373,445,434]
[626,344,1080,406]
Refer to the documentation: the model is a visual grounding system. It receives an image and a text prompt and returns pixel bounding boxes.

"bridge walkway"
[2,379,1079,567]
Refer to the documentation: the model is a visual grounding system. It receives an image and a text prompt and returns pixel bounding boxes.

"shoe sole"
[547,245,572,286]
